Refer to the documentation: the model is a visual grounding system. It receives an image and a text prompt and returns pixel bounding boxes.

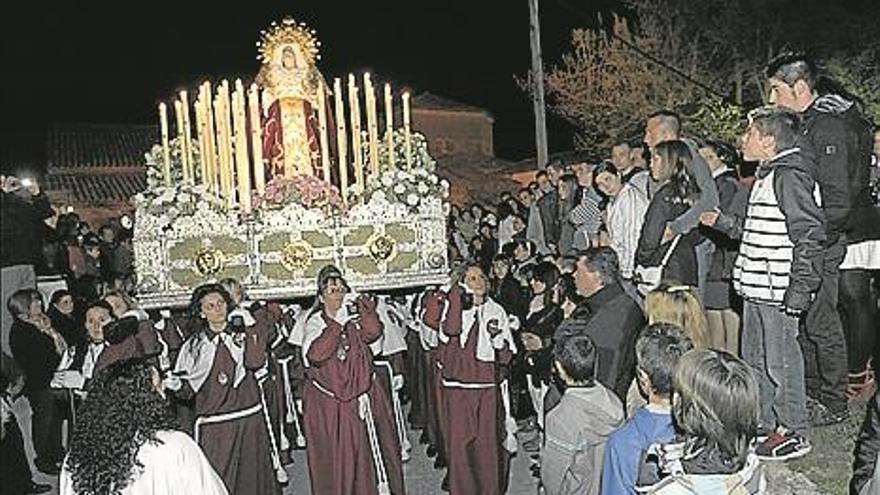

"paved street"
[14,398,539,495]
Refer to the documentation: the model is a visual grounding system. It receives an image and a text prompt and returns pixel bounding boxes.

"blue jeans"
[742,300,808,435]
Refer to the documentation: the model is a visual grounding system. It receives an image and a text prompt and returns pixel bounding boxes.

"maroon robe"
[177,325,280,495]
[94,320,161,374]
[303,303,405,495]
[425,288,512,495]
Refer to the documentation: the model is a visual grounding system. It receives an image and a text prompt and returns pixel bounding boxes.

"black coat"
[8,320,62,393]
[635,184,701,286]
[0,191,52,268]
[554,283,644,400]
[491,274,527,322]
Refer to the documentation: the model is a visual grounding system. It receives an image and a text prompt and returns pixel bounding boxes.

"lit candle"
[317,82,332,183]
[384,83,394,170]
[180,90,194,184]
[158,102,172,187]
[364,73,380,177]
[194,91,207,189]
[174,100,188,182]
[216,81,235,209]
[203,82,217,195]
[233,80,252,214]
[334,78,349,202]
[248,84,265,196]
[402,91,412,167]
[348,74,364,188]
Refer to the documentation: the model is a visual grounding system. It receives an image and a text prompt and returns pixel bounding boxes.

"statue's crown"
[257,17,321,66]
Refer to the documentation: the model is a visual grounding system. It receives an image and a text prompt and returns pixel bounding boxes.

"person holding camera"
[1,175,53,358]
[168,284,280,495]
[423,262,519,494]
[300,265,405,495]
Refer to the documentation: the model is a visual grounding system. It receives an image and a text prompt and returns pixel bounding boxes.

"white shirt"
[59,430,228,495]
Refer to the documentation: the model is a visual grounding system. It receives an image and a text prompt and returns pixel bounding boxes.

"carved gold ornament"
[194,248,226,277]
[280,239,313,272]
[367,233,397,262]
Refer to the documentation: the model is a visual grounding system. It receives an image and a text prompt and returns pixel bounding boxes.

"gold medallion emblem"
[218,371,229,385]
[194,248,225,277]
[280,239,313,272]
[366,233,397,262]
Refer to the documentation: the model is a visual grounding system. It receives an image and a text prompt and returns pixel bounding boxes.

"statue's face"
[281,47,298,69]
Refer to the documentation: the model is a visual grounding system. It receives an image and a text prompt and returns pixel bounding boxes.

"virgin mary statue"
[256,18,329,181]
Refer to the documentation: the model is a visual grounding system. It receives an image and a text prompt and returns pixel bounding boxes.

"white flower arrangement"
[136,138,225,230]
[362,130,449,211]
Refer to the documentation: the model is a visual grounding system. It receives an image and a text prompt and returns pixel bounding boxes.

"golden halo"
[257,17,321,66]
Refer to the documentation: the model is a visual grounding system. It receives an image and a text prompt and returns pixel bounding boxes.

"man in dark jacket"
[1,175,53,357]
[556,247,645,401]
[766,53,874,424]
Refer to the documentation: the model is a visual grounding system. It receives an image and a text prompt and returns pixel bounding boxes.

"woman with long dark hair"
[60,359,227,495]
[635,140,703,287]
[48,289,83,348]
[169,284,281,495]
[556,174,580,256]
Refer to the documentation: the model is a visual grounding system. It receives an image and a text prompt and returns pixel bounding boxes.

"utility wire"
[553,0,733,102]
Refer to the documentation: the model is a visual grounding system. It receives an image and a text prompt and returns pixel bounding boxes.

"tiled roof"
[412,92,492,118]
[45,123,155,206]
[47,123,158,169]
[46,171,147,206]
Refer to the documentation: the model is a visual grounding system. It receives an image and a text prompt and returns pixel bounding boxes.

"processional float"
[133,17,449,308]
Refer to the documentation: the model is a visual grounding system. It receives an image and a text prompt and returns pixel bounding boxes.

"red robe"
[176,324,280,495]
[424,288,513,495]
[303,302,405,495]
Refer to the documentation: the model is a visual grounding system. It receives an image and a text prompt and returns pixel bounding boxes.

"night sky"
[4,0,625,172]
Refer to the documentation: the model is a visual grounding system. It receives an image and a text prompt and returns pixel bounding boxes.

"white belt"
[441,378,496,389]
[194,403,262,443]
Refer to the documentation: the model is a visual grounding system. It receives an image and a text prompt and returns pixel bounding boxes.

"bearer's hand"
[662,226,676,243]
[163,374,183,392]
[520,332,543,351]
[356,294,377,315]
[486,318,501,337]
[700,210,720,227]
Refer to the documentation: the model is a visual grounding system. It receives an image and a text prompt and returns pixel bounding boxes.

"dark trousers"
[800,238,849,413]
[840,268,879,372]
[1,403,34,493]
[25,388,65,469]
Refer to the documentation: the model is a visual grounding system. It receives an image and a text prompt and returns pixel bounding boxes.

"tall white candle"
[364,73,380,176]
[158,103,172,187]
[248,84,265,196]
[180,90,194,184]
[384,83,394,170]
[402,91,412,167]
[317,82,332,183]
[348,74,364,189]
[334,78,349,202]
[233,80,252,214]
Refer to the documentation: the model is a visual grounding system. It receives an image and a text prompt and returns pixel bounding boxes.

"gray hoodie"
[542,383,625,495]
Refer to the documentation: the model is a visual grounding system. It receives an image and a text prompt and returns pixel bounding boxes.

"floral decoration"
[252,174,345,213]
[137,139,224,230]
[363,130,449,211]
